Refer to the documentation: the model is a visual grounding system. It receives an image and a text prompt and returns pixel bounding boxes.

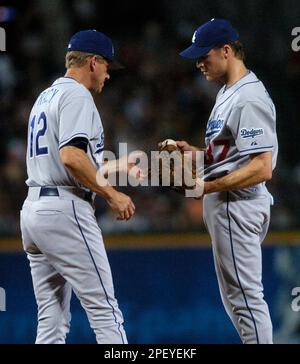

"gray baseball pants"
[20,187,127,344]
[203,191,273,344]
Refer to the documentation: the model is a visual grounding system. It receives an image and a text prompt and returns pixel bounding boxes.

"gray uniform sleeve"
[228,101,276,156]
[59,96,94,149]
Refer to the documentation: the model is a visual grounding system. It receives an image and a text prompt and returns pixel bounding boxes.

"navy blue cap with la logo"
[180,18,239,59]
[67,29,123,69]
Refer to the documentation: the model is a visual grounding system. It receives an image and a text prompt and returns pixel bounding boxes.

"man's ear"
[89,55,97,72]
[223,44,231,59]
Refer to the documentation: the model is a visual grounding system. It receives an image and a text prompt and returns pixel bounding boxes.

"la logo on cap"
[192,31,197,43]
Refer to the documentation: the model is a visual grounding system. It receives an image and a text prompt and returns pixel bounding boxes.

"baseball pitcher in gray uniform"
[178,19,277,343]
[20,30,136,344]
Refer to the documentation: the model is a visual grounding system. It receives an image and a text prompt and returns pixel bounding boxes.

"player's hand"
[192,178,205,200]
[107,190,135,221]
[176,140,197,152]
[118,152,148,181]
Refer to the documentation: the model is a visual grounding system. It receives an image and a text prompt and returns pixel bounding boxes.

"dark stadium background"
[0,0,300,343]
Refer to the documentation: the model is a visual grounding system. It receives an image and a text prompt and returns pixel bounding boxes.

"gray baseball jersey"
[26,77,104,187]
[21,77,127,344]
[202,71,276,343]
[204,71,277,196]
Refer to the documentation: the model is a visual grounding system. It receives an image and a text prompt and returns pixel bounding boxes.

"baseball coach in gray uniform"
[21,30,136,344]
[177,19,278,343]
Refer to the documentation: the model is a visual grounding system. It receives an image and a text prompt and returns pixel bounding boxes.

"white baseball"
[161,139,177,149]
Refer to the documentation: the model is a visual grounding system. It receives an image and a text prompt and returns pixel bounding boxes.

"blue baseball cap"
[179,18,239,59]
[67,29,124,69]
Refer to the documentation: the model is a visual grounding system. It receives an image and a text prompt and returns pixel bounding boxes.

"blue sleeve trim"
[239,146,273,154]
[59,133,89,148]
[59,137,89,152]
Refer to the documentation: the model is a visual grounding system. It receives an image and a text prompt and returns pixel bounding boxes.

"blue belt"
[39,187,93,203]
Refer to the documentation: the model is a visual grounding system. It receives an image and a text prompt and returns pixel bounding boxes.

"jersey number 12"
[29,112,48,158]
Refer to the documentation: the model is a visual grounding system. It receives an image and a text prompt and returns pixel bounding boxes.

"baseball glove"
[149,139,199,194]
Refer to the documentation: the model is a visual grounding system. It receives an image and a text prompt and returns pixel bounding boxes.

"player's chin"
[94,84,104,94]
[204,74,216,82]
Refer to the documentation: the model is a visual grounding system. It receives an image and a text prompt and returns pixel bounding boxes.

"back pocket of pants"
[35,210,63,216]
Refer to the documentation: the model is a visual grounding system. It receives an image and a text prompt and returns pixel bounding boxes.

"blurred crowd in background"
[1,0,300,236]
